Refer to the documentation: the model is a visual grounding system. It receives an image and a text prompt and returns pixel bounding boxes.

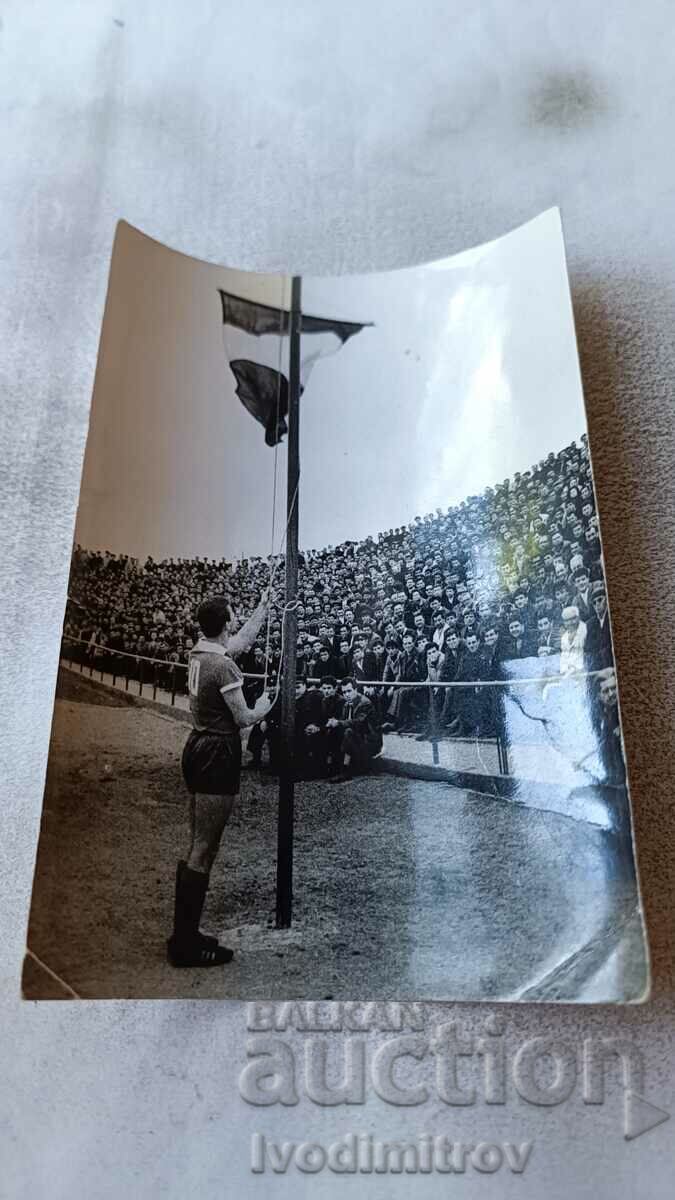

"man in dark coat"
[334,639,353,679]
[396,632,424,732]
[327,679,383,782]
[535,614,561,655]
[313,645,336,681]
[363,638,386,682]
[497,617,536,663]
[571,567,594,623]
[453,633,488,736]
[439,629,463,730]
[478,625,505,736]
[584,582,613,671]
[598,669,625,786]
[303,676,343,775]
[294,680,324,777]
[584,581,615,739]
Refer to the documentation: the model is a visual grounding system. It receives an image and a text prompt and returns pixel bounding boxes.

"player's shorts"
[181,729,242,796]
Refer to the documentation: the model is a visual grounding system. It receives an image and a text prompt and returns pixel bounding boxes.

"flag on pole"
[219,289,370,446]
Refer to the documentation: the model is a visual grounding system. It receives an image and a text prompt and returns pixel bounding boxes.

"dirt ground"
[22,671,647,1001]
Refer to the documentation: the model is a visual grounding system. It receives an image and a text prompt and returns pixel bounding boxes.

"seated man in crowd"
[598,668,625,786]
[303,676,343,775]
[293,678,324,778]
[325,678,383,783]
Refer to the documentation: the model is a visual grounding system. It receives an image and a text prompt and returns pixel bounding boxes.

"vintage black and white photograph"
[23,210,648,1001]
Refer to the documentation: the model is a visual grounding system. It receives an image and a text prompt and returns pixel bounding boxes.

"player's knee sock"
[172,861,210,945]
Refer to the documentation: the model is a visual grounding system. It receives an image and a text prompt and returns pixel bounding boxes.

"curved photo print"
[23,210,648,1001]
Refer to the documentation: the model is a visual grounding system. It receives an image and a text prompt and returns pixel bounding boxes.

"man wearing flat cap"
[585,581,614,673]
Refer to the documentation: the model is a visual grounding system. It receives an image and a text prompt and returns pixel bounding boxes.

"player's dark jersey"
[187,639,243,735]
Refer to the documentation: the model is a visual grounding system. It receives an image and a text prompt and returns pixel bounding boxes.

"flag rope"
[262,274,291,695]
[265,479,301,707]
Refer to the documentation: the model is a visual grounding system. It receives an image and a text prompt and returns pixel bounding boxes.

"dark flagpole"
[276,275,301,928]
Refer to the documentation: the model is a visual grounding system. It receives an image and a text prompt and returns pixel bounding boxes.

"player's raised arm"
[226,588,269,657]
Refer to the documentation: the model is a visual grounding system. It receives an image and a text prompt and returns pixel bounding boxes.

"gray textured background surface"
[1,1,674,1195]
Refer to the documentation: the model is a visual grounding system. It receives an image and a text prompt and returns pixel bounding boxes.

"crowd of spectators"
[64,435,618,757]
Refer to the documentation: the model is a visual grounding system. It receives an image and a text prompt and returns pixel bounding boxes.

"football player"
[167,592,272,967]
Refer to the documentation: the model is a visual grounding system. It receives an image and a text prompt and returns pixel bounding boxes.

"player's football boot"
[166,936,234,968]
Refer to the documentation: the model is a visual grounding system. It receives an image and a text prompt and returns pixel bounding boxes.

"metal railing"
[61,636,189,705]
[60,636,514,773]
